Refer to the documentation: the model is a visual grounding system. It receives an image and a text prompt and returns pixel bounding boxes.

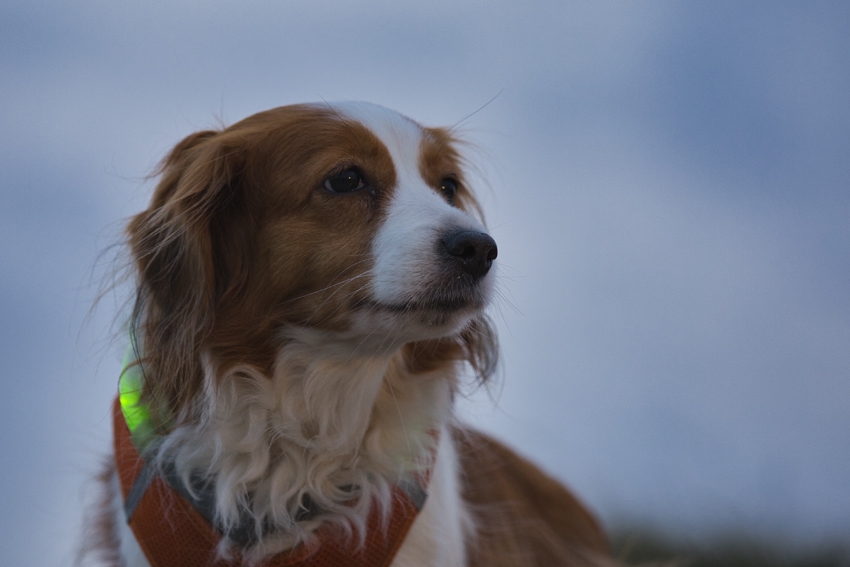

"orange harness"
[112,398,430,567]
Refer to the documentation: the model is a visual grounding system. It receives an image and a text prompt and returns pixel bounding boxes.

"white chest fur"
[391,426,472,567]
[109,425,471,567]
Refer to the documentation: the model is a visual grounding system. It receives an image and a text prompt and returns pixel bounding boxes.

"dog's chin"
[348,295,485,346]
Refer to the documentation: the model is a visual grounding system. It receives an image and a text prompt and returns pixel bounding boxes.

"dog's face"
[253,103,496,342]
[129,103,496,410]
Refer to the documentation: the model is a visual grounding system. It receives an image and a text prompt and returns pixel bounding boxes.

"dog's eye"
[440,178,458,205]
[324,169,365,193]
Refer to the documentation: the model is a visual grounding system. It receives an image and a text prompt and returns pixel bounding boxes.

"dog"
[80,102,611,567]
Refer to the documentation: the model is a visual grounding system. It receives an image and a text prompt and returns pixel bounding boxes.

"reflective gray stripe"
[397,478,428,511]
[160,459,259,546]
[124,462,156,522]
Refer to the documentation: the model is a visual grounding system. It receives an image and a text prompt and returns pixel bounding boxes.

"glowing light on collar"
[119,344,157,453]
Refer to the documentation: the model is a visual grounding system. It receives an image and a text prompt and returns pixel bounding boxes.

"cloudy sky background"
[1,1,848,565]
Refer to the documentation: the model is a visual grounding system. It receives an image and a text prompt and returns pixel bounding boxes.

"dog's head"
[128,103,497,420]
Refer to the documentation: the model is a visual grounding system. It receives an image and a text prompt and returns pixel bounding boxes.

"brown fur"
[419,126,485,220]
[454,428,614,566]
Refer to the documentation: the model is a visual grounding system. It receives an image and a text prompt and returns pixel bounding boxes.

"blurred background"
[1,1,848,565]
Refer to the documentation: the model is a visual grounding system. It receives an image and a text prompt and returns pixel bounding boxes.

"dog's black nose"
[442,230,498,279]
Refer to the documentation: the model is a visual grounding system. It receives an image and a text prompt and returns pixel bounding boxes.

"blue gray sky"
[1,1,848,565]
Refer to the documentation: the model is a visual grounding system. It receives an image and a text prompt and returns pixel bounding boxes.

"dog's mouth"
[350,282,490,335]
[355,283,488,315]
[352,299,477,333]
[356,297,480,314]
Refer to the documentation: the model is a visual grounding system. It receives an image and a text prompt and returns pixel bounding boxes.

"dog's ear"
[127,128,250,421]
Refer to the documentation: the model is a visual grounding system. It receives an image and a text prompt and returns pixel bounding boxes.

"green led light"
[119,344,156,452]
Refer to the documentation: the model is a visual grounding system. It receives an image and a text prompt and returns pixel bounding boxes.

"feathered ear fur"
[127,129,253,424]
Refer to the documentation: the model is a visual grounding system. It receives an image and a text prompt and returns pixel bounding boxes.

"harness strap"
[112,398,431,567]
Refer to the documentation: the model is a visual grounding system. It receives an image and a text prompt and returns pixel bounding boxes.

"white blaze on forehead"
[329,102,423,179]
[328,102,487,306]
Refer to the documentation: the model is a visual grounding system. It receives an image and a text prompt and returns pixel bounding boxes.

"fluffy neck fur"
[150,331,455,560]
